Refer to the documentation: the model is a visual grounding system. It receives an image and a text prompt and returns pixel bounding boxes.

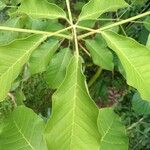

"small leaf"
[78,0,128,21]
[146,34,150,48]
[0,106,47,150]
[85,37,114,71]
[0,1,6,11]
[144,16,150,32]
[16,0,67,20]
[45,56,100,150]
[102,31,150,100]
[132,92,150,115]
[14,89,26,105]
[0,34,47,102]
[29,39,59,75]
[98,108,128,150]
[44,48,72,89]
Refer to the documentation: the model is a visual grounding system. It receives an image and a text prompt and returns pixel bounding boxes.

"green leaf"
[14,89,26,105]
[0,1,6,10]
[0,34,47,102]
[44,48,73,89]
[0,106,47,150]
[45,56,100,150]
[29,39,59,75]
[102,31,150,100]
[144,16,150,32]
[0,17,23,45]
[85,37,114,71]
[98,108,128,150]
[146,34,150,48]
[16,0,67,20]
[78,0,128,21]
[132,92,150,115]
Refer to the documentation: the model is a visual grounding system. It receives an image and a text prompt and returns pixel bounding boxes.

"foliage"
[0,0,150,150]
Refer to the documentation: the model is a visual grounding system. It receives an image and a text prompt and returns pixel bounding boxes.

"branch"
[0,26,72,39]
[78,11,150,39]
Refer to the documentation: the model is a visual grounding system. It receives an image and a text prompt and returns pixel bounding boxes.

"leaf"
[132,92,150,115]
[0,34,47,102]
[146,34,150,48]
[98,108,128,150]
[44,48,73,89]
[78,0,128,21]
[0,106,47,150]
[16,0,67,20]
[0,1,6,10]
[102,31,150,100]
[45,55,100,150]
[144,16,150,32]
[0,17,23,45]
[85,37,114,71]
[14,89,26,105]
[28,39,59,75]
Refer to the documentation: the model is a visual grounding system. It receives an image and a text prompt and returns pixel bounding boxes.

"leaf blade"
[85,38,114,71]
[0,106,47,150]
[29,39,60,75]
[98,108,128,150]
[44,48,73,89]
[102,31,150,100]
[16,0,67,20]
[45,55,100,150]
[78,0,128,21]
[0,34,47,101]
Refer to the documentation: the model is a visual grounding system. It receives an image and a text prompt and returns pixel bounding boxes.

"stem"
[127,117,144,131]
[66,0,73,25]
[78,11,150,39]
[0,26,72,39]
[73,26,79,55]
[88,68,102,87]
[79,43,91,57]
[8,93,17,108]
[66,0,79,55]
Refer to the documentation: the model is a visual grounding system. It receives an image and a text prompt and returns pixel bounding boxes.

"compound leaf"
[45,55,100,150]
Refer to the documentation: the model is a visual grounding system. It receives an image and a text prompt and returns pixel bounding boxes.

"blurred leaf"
[132,92,150,115]
[146,34,150,48]
[85,36,114,71]
[0,1,6,10]
[29,39,59,75]
[0,17,24,45]
[15,89,26,105]
[144,16,150,32]
[44,48,73,89]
